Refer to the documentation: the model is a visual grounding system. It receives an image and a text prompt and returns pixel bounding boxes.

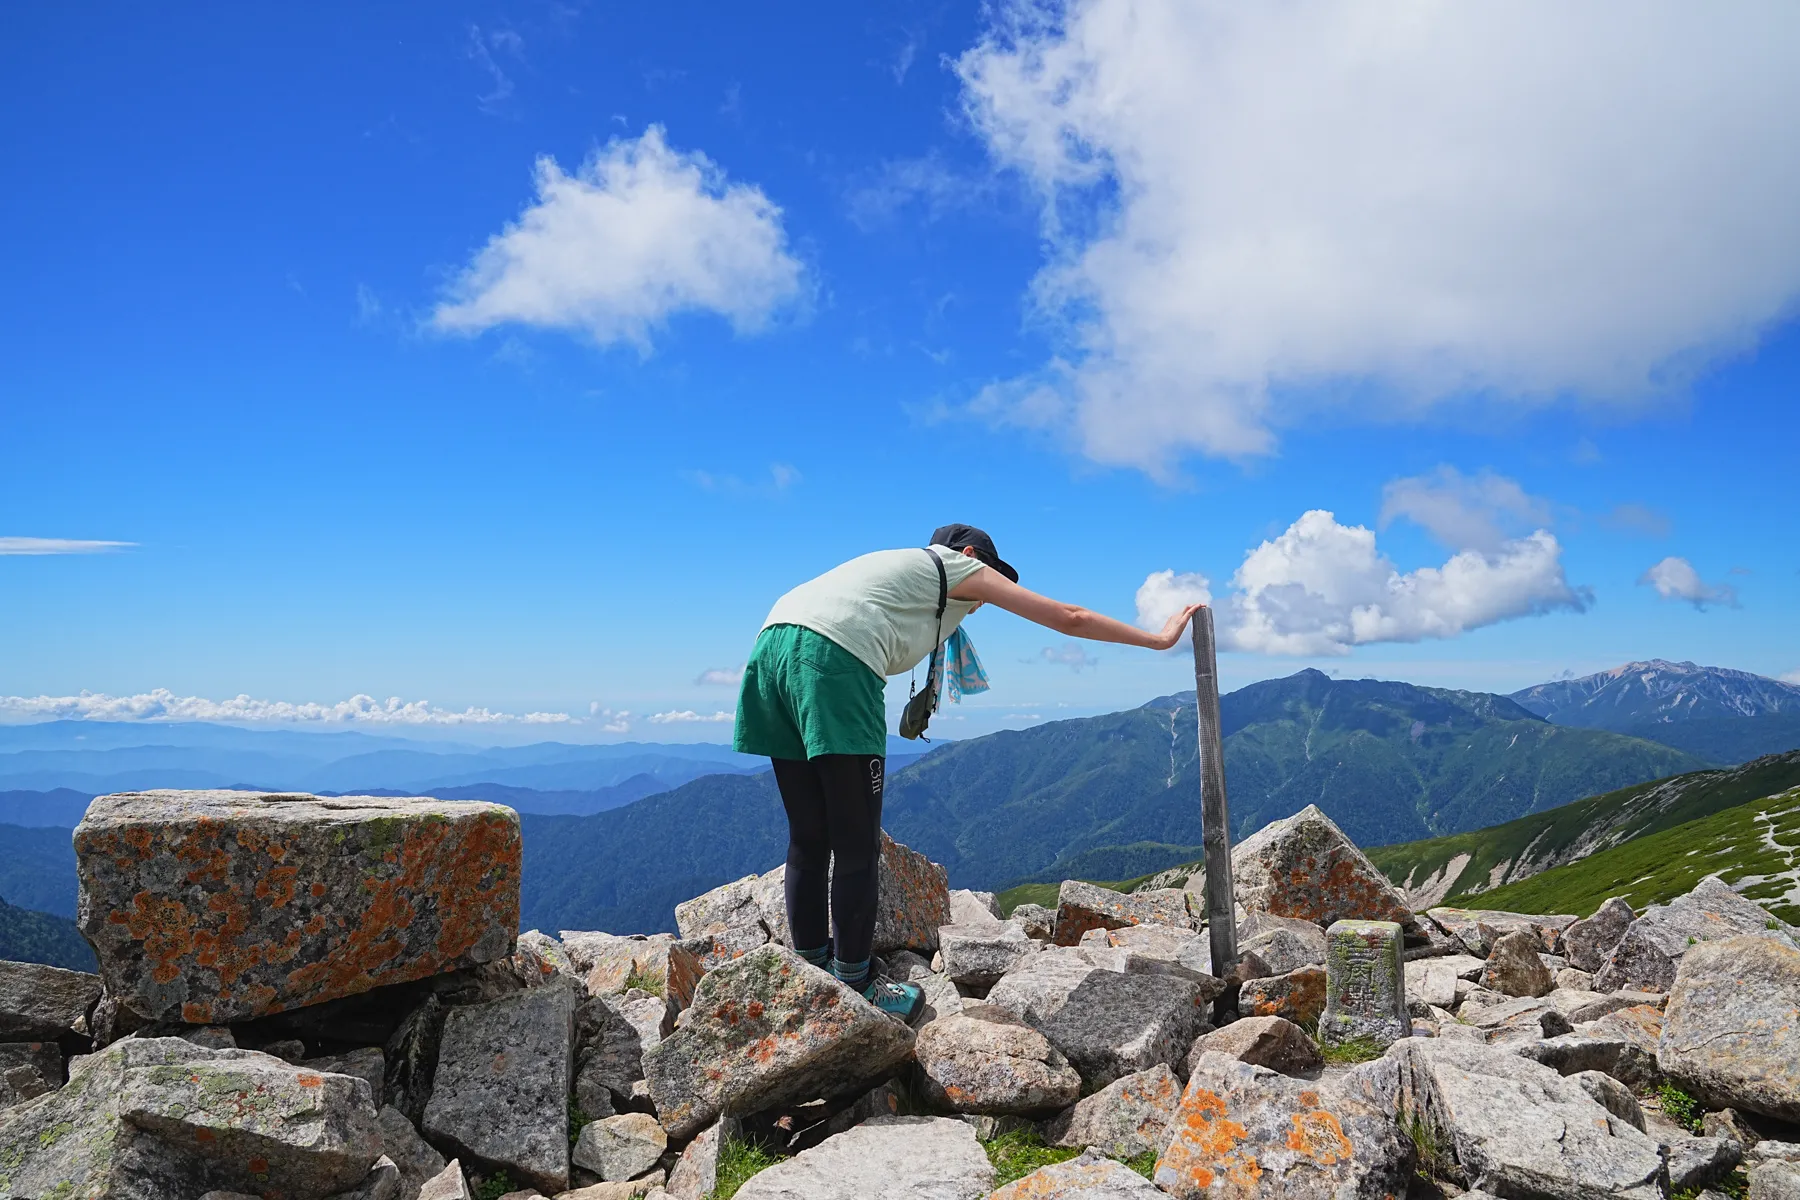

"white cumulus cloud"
[1379,468,1554,555]
[588,703,633,734]
[0,538,134,555]
[432,126,804,351]
[1638,556,1738,609]
[1138,511,1586,656]
[695,667,744,686]
[957,1,1800,472]
[0,690,572,725]
[1134,570,1214,632]
[648,710,734,724]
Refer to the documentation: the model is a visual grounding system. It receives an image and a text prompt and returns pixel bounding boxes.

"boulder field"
[2,789,1797,1199]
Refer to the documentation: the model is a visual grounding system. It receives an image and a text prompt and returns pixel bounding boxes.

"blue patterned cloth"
[942,627,990,703]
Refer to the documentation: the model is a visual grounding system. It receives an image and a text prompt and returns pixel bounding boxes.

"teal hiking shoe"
[860,974,926,1025]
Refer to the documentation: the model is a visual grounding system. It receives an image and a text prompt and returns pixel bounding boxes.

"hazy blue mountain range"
[0,823,79,918]
[1511,659,1800,730]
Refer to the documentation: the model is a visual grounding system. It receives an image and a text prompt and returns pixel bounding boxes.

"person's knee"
[787,831,830,871]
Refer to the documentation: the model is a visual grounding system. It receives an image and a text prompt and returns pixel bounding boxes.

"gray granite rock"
[986,953,1209,1089]
[1666,1134,1743,1192]
[1405,958,1461,1013]
[948,889,1003,926]
[378,1103,448,1200]
[422,983,576,1194]
[641,945,916,1139]
[1156,1051,1411,1199]
[0,1040,62,1107]
[664,1115,739,1200]
[1481,930,1554,997]
[576,992,649,1113]
[1386,1036,1665,1200]
[1556,967,1598,991]
[510,929,581,987]
[74,790,519,1024]
[1041,1064,1181,1159]
[1573,1069,1646,1130]
[1233,804,1412,927]
[1596,875,1797,994]
[1238,964,1327,1028]
[731,1115,992,1199]
[417,1160,472,1200]
[1187,1015,1323,1077]
[573,1112,667,1182]
[1011,903,1058,941]
[1564,898,1635,972]
[914,1004,1080,1115]
[1237,911,1328,974]
[1703,1108,1761,1147]
[1054,881,1195,946]
[990,1149,1164,1198]
[1425,908,1577,957]
[330,1155,402,1200]
[0,959,101,1040]
[1749,1160,1800,1200]
[0,1035,382,1198]
[305,1046,388,1102]
[1659,934,1800,1121]
[938,921,1036,988]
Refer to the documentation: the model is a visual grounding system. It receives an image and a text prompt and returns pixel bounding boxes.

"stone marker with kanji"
[1319,919,1411,1049]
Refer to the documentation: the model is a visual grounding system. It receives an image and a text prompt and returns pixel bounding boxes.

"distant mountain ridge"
[1511,659,1800,728]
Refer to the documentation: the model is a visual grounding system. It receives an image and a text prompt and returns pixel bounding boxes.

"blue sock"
[796,944,831,969]
[833,957,871,991]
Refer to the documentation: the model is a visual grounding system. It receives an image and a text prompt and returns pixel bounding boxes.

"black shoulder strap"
[925,547,947,619]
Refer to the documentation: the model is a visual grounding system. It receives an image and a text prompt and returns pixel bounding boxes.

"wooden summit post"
[1191,605,1237,1007]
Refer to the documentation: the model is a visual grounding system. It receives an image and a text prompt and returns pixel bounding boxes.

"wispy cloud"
[1379,468,1554,555]
[1781,669,1800,685]
[432,127,804,350]
[0,690,572,725]
[696,667,744,686]
[1638,556,1738,609]
[847,152,995,230]
[468,24,523,115]
[648,710,733,724]
[0,537,135,556]
[1035,643,1098,672]
[684,464,801,497]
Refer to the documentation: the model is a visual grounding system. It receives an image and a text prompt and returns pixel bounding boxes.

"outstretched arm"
[951,567,1203,651]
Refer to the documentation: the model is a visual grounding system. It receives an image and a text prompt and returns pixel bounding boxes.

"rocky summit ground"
[3,790,1799,1200]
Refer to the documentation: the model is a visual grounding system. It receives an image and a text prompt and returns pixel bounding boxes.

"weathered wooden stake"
[1191,605,1238,1010]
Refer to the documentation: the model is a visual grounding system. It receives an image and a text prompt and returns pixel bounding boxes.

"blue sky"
[3,2,1797,743]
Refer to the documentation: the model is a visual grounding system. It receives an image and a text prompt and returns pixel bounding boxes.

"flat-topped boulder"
[75,790,520,1024]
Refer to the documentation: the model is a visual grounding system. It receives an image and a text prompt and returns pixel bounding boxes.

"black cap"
[930,524,1018,584]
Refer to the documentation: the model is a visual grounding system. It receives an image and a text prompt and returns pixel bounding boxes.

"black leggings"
[771,754,884,967]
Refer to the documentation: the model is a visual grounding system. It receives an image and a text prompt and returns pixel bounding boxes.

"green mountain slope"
[0,894,96,971]
[1464,784,1800,923]
[1366,750,1800,907]
[0,823,80,917]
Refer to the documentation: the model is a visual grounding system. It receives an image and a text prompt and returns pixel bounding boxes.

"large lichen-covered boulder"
[1595,876,1797,994]
[74,790,520,1024]
[1384,1037,1666,1200]
[641,944,916,1139]
[421,983,577,1194]
[732,1115,993,1200]
[1054,881,1196,946]
[1042,1064,1182,1160]
[673,833,952,957]
[1238,965,1327,1028]
[992,1150,1164,1199]
[1154,1051,1412,1199]
[1659,935,1800,1123]
[0,958,103,1040]
[1231,805,1412,927]
[0,1036,381,1199]
[913,1004,1081,1115]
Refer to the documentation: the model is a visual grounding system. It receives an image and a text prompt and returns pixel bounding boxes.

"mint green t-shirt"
[760,545,988,678]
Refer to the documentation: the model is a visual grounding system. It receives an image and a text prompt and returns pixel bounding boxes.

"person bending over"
[733,523,1204,1022]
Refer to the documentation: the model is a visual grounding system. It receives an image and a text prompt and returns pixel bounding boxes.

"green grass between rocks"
[1463,785,1800,922]
[708,1138,788,1200]
[983,1129,1082,1186]
[471,1172,517,1200]
[1123,1150,1158,1179]
[1316,1035,1386,1066]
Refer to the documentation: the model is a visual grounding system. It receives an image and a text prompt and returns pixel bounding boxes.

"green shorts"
[733,624,887,760]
